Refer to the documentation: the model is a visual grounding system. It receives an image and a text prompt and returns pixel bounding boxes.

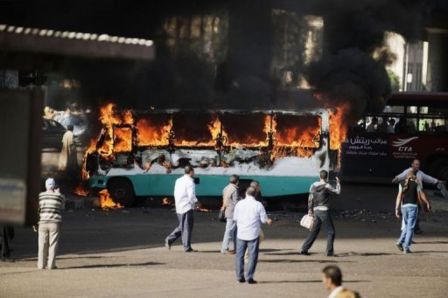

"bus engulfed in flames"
[81,103,350,206]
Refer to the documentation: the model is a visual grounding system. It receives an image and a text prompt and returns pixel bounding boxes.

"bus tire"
[107,178,135,207]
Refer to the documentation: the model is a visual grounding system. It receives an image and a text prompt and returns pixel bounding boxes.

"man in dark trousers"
[1,225,14,262]
[300,170,341,257]
[165,166,199,252]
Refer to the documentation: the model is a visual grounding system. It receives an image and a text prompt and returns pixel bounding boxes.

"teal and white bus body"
[88,109,332,205]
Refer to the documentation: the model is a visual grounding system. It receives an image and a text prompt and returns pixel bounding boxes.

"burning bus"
[83,104,345,206]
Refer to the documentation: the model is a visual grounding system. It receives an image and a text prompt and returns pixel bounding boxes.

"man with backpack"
[300,170,341,257]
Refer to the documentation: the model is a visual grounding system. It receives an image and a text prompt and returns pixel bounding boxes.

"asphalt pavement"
[1,185,447,298]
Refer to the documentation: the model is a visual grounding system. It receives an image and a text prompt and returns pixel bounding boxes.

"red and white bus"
[341,92,448,183]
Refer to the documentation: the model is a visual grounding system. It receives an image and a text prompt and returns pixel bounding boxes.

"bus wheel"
[107,179,135,207]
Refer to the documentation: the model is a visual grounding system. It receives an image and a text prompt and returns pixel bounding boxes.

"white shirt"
[395,168,438,188]
[329,286,344,298]
[174,174,198,214]
[233,195,268,241]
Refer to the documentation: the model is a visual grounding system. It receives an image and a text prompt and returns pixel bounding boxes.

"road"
[1,184,447,298]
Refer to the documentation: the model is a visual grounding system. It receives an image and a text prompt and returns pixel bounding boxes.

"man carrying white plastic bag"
[300,170,341,257]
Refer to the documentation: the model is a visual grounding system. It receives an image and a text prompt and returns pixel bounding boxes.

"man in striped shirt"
[37,178,65,270]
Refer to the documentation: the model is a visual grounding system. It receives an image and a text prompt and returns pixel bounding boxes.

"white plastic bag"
[300,214,315,230]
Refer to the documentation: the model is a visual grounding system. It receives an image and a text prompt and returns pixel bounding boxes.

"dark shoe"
[396,243,403,251]
[247,279,258,284]
[326,252,334,257]
[404,249,412,254]
[237,278,246,283]
[165,240,171,250]
[300,251,310,256]
[185,248,198,252]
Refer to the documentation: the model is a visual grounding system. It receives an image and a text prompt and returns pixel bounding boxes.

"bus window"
[431,119,446,132]
[220,113,266,147]
[406,118,418,133]
[419,119,431,132]
[383,105,404,113]
[274,114,321,148]
[419,106,428,114]
[418,118,447,133]
[406,106,418,114]
[172,112,215,146]
[365,116,389,133]
[135,114,172,146]
[113,126,133,152]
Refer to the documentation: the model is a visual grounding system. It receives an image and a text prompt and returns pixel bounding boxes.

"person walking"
[322,265,361,298]
[243,180,266,263]
[37,178,65,270]
[234,187,272,284]
[392,159,441,186]
[220,175,240,254]
[395,170,431,254]
[300,170,341,256]
[165,166,199,252]
[58,124,78,174]
[392,159,443,233]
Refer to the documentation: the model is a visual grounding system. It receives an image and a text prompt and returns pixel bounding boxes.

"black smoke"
[305,49,390,121]
[301,0,428,121]
[0,0,441,115]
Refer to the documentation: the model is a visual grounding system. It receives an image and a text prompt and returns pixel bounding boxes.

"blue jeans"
[235,237,260,281]
[221,219,237,253]
[397,204,418,250]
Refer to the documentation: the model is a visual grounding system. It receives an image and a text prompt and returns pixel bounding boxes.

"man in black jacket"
[300,170,341,257]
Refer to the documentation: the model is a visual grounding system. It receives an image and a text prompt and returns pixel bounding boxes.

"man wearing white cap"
[37,178,65,270]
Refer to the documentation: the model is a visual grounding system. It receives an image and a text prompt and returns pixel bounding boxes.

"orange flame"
[113,126,133,153]
[162,197,173,206]
[74,185,89,197]
[208,115,228,144]
[329,104,350,150]
[81,138,98,180]
[136,117,173,146]
[98,189,123,209]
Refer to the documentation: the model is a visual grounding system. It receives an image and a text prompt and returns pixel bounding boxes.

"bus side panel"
[128,174,318,198]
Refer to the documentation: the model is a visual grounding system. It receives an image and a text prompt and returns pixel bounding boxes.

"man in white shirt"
[233,187,272,284]
[165,166,199,252]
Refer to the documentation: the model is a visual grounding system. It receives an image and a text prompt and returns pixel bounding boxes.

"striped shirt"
[38,191,65,223]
